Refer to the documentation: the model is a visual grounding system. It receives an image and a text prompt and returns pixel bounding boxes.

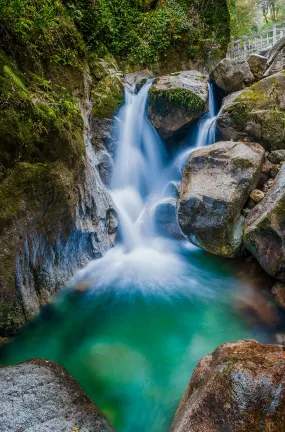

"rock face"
[210,58,255,93]
[0,359,115,431]
[217,72,285,150]
[245,164,285,281]
[0,32,120,336]
[171,340,285,432]
[148,71,208,138]
[272,282,285,311]
[264,36,285,77]
[178,141,265,258]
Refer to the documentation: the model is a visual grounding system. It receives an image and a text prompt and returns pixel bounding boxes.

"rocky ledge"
[172,340,285,432]
[0,359,115,431]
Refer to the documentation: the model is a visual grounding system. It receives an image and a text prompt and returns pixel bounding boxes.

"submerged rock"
[0,359,115,431]
[153,198,183,239]
[148,71,208,138]
[210,58,255,93]
[178,141,264,258]
[245,164,285,281]
[171,340,285,432]
[272,281,285,311]
[217,72,285,150]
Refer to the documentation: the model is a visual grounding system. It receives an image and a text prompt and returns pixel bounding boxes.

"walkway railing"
[227,24,285,59]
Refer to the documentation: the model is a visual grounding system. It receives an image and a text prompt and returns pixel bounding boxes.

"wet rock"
[124,69,154,91]
[210,58,255,93]
[153,198,183,239]
[0,359,115,431]
[217,72,285,150]
[178,141,264,258]
[171,339,285,432]
[268,150,285,164]
[247,53,267,80]
[148,71,208,138]
[272,281,285,311]
[264,37,285,77]
[245,164,285,281]
[250,189,265,203]
[163,181,179,199]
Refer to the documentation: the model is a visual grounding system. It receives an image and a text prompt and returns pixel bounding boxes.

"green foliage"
[63,0,230,65]
[0,0,86,72]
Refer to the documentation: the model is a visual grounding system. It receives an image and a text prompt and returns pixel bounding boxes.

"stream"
[0,82,281,431]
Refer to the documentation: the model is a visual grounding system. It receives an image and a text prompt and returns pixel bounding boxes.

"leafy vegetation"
[228,0,285,39]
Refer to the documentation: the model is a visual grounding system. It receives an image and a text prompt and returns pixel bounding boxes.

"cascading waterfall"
[72,81,222,293]
[3,79,276,432]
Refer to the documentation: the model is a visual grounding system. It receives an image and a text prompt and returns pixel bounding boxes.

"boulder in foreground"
[178,141,264,257]
[172,339,285,432]
[148,71,208,138]
[0,359,115,431]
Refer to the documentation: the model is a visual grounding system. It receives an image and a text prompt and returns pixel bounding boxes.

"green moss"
[149,88,205,115]
[233,158,253,168]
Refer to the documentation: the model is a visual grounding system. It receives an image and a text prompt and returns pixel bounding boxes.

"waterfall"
[71,80,218,295]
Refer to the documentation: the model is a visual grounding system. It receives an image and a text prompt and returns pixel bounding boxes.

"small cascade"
[174,82,218,174]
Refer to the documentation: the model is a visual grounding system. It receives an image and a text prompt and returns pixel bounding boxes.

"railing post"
[273,24,277,45]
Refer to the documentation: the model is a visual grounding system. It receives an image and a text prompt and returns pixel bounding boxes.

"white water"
[72,81,219,295]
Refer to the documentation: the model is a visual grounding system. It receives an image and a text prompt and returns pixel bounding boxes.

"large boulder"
[217,72,285,150]
[171,340,285,432]
[178,141,265,258]
[264,36,285,77]
[0,359,115,431]
[244,164,285,281]
[148,71,208,138]
[210,58,255,93]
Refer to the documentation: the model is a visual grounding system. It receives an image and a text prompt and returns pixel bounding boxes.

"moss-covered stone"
[217,72,285,151]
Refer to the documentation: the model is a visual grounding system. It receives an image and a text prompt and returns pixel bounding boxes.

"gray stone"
[210,58,255,93]
[0,359,115,432]
[148,71,208,138]
[268,150,285,164]
[247,53,267,80]
[171,340,285,432]
[178,141,265,257]
[245,164,285,281]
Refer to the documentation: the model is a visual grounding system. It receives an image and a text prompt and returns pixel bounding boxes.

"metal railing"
[227,24,285,59]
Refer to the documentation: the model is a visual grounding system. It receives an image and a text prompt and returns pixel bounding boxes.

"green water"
[0,243,277,431]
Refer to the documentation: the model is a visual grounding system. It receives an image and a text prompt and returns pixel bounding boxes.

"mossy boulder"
[148,71,208,138]
[172,340,285,432]
[178,141,265,258]
[217,72,285,151]
[245,164,285,281]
